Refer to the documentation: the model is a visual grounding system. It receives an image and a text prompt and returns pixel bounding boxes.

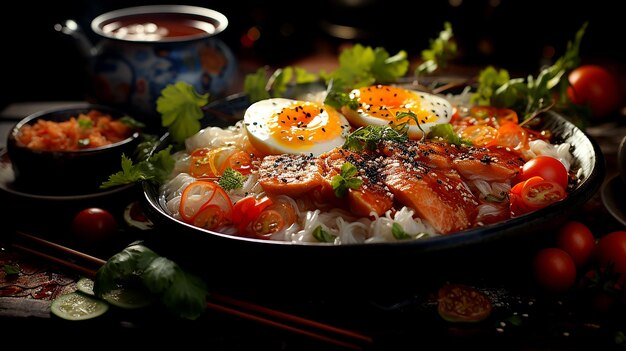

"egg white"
[244,98,351,156]
[341,85,453,139]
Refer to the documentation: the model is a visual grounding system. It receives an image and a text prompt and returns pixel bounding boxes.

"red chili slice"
[437,284,493,323]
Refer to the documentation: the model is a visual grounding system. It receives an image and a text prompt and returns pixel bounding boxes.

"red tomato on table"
[567,65,621,119]
[556,221,595,268]
[533,248,577,293]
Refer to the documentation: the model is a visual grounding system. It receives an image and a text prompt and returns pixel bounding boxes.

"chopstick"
[10,230,372,350]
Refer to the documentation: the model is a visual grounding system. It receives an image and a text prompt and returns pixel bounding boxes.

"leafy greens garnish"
[312,225,336,243]
[100,146,175,189]
[157,81,209,144]
[343,125,408,152]
[321,44,409,92]
[94,243,207,320]
[119,115,146,129]
[331,162,363,198]
[324,89,359,111]
[472,22,587,122]
[218,167,246,191]
[416,22,457,75]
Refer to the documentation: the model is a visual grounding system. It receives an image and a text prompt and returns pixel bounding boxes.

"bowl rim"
[91,5,229,43]
[8,103,140,154]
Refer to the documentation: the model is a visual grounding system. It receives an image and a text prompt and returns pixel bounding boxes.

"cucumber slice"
[102,287,155,309]
[76,277,95,296]
[50,292,109,321]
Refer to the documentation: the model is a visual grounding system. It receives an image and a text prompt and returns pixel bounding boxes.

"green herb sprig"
[331,162,363,198]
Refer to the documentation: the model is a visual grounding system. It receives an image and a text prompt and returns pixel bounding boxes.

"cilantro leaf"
[218,167,246,191]
[417,22,457,75]
[244,67,271,103]
[100,146,175,189]
[325,44,409,91]
[312,225,336,243]
[157,82,209,144]
[331,162,363,198]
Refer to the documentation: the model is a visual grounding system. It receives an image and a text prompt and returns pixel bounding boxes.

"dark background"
[1,0,623,110]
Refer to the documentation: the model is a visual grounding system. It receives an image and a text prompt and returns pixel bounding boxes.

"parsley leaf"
[331,162,363,198]
[100,146,175,189]
[244,67,271,103]
[218,167,246,191]
[324,89,359,111]
[417,21,457,75]
[312,225,336,243]
[94,243,207,320]
[157,82,209,144]
[322,44,409,91]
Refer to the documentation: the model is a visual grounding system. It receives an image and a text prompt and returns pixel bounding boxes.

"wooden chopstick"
[9,230,373,349]
[211,293,373,344]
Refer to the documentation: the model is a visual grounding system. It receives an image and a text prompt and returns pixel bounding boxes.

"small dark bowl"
[6,104,140,195]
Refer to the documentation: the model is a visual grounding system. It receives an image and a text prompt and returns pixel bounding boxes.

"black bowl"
[141,95,605,294]
[6,103,140,195]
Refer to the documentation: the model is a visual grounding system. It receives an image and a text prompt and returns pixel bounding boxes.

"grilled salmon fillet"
[319,149,394,217]
[257,138,523,234]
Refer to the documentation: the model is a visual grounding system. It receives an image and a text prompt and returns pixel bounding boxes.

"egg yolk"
[352,85,439,125]
[266,102,344,151]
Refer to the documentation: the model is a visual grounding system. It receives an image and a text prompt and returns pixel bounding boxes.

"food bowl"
[140,92,605,294]
[6,104,140,195]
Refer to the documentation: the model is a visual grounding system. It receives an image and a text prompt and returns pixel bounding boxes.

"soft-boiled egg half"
[244,98,351,156]
[341,85,452,139]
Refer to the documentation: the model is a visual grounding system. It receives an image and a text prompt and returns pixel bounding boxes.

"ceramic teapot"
[57,5,237,122]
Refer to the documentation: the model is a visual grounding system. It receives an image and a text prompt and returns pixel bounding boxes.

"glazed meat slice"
[258,154,326,197]
[381,141,478,234]
[319,148,393,217]
[451,146,525,182]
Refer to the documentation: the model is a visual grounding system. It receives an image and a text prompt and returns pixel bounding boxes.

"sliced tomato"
[179,181,233,223]
[494,122,527,150]
[438,284,492,322]
[232,196,273,235]
[192,204,224,230]
[221,150,252,175]
[521,179,566,210]
[249,196,298,239]
[459,125,498,146]
[510,176,545,217]
[189,147,253,177]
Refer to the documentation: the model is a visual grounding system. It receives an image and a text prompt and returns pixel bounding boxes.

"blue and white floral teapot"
[58,5,237,122]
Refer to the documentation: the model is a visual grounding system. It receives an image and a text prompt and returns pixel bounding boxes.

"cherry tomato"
[72,208,118,245]
[556,221,595,268]
[567,65,621,119]
[521,179,566,210]
[533,248,577,293]
[231,196,273,235]
[437,284,492,322]
[519,156,568,190]
[595,231,626,285]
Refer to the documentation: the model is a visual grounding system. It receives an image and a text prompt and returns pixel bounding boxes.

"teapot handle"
[54,20,95,57]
